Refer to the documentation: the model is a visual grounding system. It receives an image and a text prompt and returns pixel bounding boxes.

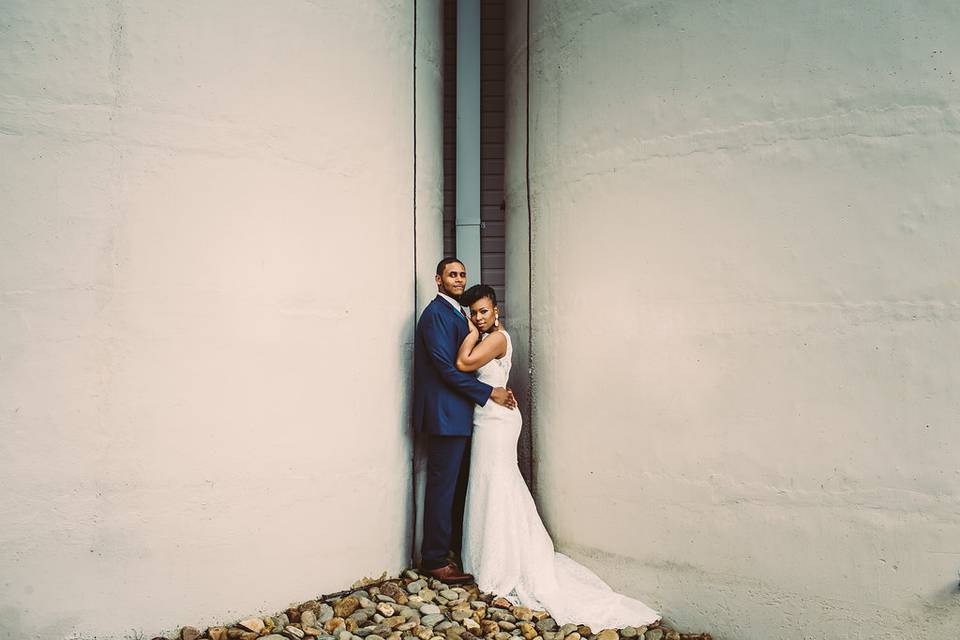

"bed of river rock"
[169,570,711,640]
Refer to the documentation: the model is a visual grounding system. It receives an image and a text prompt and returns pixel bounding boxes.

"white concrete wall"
[413,0,446,569]
[416,0,446,314]
[503,0,533,490]
[0,2,442,638]
[507,1,960,638]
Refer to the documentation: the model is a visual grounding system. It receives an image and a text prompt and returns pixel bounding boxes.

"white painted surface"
[413,0,446,569]
[0,2,440,638]
[503,0,533,489]
[506,1,960,638]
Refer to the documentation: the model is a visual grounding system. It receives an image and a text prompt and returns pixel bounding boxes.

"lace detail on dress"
[462,331,659,630]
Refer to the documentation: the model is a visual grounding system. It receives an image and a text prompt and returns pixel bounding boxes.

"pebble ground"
[169,570,712,640]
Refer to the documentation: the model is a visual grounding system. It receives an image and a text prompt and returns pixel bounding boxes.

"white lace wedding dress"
[462,330,660,630]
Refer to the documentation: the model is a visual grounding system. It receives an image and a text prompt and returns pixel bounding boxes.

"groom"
[414,257,516,584]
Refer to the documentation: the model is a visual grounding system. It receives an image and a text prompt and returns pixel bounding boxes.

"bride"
[453,284,660,631]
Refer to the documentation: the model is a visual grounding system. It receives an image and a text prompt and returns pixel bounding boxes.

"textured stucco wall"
[0,2,441,638]
[506,1,960,638]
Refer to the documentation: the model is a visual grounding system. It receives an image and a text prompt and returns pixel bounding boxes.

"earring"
[494,315,500,327]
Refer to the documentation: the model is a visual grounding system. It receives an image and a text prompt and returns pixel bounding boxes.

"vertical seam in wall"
[410,0,419,568]
[525,0,535,498]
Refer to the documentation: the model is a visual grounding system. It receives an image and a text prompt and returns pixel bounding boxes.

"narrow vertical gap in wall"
[412,0,418,322]
[410,0,419,567]
[444,0,507,322]
[480,0,506,317]
[442,0,457,258]
[523,0,535,495]
[456,0,482,282]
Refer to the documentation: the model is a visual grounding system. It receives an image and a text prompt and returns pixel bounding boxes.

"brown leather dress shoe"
[420,562,474,585]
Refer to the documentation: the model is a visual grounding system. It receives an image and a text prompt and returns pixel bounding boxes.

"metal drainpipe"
[456,0,481,285]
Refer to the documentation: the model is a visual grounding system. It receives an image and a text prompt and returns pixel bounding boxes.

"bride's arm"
[456,324,507,372]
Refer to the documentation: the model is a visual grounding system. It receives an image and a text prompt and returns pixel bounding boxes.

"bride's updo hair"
[461,284,497,308]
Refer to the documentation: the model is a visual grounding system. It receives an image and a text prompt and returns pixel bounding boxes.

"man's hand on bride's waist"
[490,387,517,410]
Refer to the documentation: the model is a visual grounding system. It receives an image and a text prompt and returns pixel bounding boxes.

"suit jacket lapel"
[435,294,467,324]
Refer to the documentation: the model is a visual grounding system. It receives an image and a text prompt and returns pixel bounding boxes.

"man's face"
[436,261,467,299]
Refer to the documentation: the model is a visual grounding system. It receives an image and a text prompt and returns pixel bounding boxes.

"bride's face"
[469,297,498,333]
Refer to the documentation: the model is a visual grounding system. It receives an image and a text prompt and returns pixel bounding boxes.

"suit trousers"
[421,434,471,570]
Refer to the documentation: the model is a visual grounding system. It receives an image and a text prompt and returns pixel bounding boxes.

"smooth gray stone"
[350,611,374,625]
[439,590,459,601]
[407,580,427,594]
[620,628,638,639]
[404,570,420,580]
[643,631,663,640]
[317,604,335,624]
[376,595,397,604]
[418,604,441,616]
[421,614,445,627]
[536,618,558,633]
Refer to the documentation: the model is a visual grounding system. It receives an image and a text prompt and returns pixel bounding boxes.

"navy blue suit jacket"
[413,295,493,436]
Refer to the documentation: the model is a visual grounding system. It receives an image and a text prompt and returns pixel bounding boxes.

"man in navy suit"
[415,257,516,584]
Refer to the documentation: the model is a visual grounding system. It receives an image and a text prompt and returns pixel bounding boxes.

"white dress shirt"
[438,292,465,318]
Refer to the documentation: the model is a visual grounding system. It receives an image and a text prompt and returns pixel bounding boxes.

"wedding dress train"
[462,331,660,630]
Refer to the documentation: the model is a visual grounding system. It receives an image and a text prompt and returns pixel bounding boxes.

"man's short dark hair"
[436,257,465,276]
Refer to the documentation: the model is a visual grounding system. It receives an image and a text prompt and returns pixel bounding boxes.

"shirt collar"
[437,292,464,315]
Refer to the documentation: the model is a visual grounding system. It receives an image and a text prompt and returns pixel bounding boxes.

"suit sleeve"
[421,310,494,406]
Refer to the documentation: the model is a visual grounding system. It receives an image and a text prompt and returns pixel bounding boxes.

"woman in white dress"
[453,284,660,631]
